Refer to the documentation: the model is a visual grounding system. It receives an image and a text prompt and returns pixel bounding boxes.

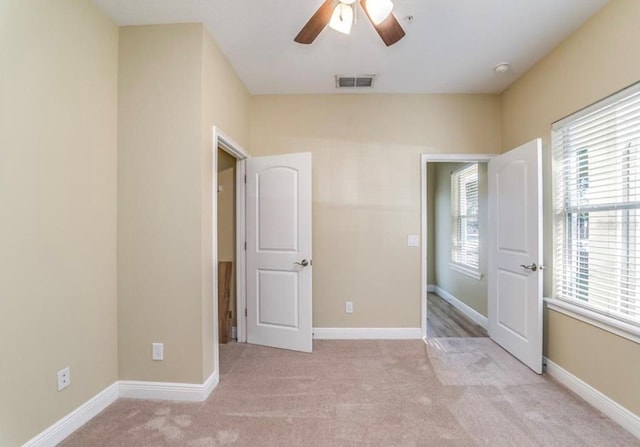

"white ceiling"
[92,0,609,95]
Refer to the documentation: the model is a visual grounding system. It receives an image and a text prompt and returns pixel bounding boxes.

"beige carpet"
[61,339,639,446]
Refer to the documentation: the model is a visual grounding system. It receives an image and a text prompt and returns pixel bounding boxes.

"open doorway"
[217,148,237,350]
[212,127,248,382]
[420,154,495,339]
[425,161,488,338]
[420,144,543,372]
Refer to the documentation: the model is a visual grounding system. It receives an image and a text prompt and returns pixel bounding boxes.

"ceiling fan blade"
[294,0,336,44]
[359,0,406,47]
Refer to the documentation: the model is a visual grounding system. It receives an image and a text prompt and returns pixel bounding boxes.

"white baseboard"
[544,357,640,439]
[119,371,219,402]
[427,284,436,293]
[313,327,422,340]
[23,382,119,447]
[434,286,488,330]
[24,372,219,447]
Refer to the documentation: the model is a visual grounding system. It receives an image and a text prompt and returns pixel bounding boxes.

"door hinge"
[245,308,247,317]
[244,174,247,184]
[244,241,247,250]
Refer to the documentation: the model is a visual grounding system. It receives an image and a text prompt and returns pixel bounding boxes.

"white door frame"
[212,127,249,377]
[420,153,496,339]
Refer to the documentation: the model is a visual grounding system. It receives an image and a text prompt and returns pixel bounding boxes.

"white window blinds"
[553,82,640,327]
[451,164,479,271]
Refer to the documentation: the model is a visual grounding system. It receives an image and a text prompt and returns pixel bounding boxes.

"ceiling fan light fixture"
[365,0,394,25]
[329,3,354,35]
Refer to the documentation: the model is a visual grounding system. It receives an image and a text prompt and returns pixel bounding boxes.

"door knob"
[520,263,538,272]
[294,259,309,267]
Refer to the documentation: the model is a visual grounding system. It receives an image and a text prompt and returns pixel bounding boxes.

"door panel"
[257,269,298,328]
[488,139,543,373]
[497,160,528,252]
[258,167,299,252]
[246,153,312,352]
[497,269,528,339]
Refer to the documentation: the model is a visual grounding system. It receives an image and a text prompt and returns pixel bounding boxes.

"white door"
[246,153,312,352]
[488,139,543,373]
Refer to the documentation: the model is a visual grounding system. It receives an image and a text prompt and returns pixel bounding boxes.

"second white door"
[245,153,312,353]
[488,139,543,373]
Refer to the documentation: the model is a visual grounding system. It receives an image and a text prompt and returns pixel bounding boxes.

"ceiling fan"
[294,0,406,47]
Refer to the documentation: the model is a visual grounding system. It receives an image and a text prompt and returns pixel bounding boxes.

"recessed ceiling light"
[494,63,511,74]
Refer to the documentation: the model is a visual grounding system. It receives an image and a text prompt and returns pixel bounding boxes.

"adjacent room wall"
[217,149,237,338]
[500,0,640,416]
[249,94,501,328]
[426,163,436,284]
[432,163,488,317]
[0,1,119,445]
[118,23,249,385]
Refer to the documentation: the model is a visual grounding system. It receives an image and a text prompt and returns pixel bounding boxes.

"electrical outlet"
[57,367,70,391]
[152,343,164,361]
[345,301,354,314]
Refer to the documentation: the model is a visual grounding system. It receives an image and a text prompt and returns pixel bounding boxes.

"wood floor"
[427,292,488,338]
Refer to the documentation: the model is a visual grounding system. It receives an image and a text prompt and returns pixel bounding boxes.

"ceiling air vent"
[335,75,376,88]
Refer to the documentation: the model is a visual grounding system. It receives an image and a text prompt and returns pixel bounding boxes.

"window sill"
[544,298,640,345]
[449,263,483,280]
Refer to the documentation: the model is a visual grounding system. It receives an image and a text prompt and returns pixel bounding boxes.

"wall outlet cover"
[57,367,71,391]
[345,301,354,314]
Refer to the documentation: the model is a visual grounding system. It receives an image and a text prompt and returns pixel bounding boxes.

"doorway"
[217,148,237,353]
[420,154,494,340]
[425,161,489,338]
[212,127,248,381]
[420,142,544,374]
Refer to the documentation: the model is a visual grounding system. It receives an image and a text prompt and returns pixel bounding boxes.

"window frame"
[450,163,481,279]
[550,81,640,342]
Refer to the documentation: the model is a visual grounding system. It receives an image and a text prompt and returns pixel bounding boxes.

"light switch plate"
[407,235,420,247]
[345,301,353,314]
[152,343,164,361]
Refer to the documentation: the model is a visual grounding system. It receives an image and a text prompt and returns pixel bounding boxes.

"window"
[553,82,640,328]
[451,163,479,276]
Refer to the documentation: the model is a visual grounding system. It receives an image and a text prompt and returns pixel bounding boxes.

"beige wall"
[431,163,488,316]
[500,0,640,416]
[0,1,119,445]
[118,24,249,384]
[250,94,501,328]
[217,149,237,331]
[118,23,204,384]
